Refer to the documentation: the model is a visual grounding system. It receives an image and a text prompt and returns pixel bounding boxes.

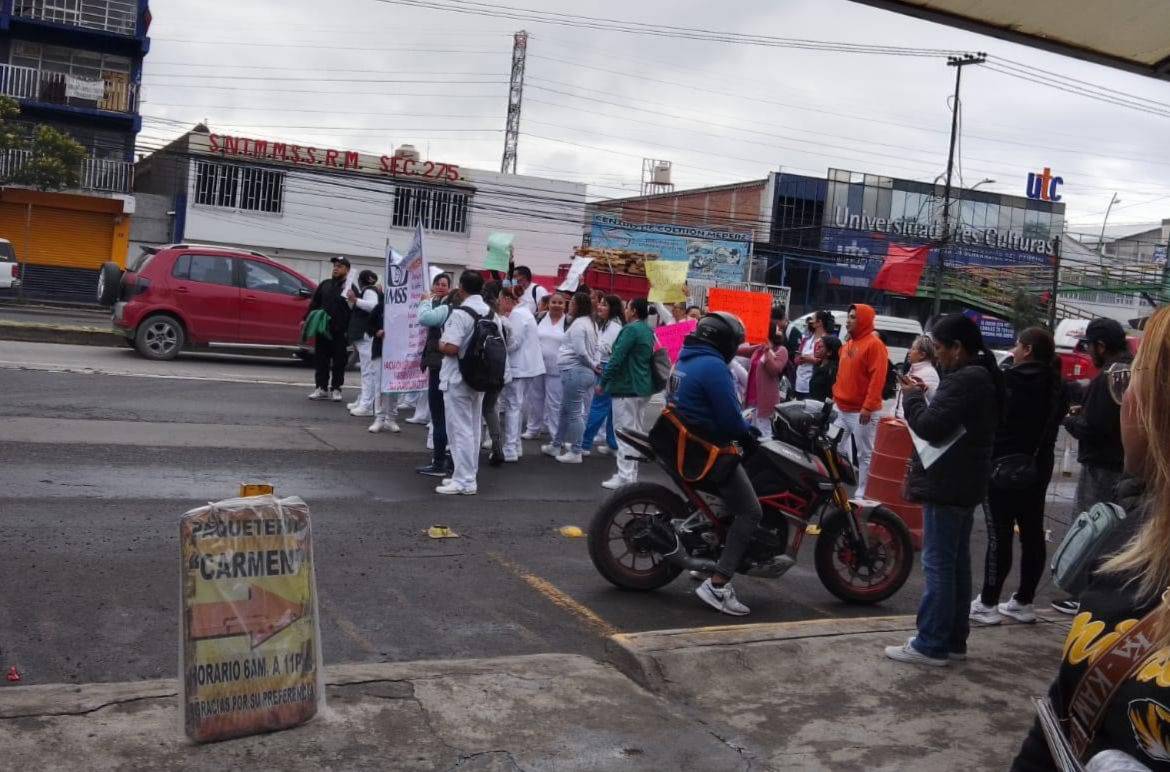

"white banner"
[381,223,429,394]
[65,75,105,101]
[558,255,593,292]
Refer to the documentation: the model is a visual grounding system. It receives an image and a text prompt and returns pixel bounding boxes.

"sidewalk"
[0,616,1068,771]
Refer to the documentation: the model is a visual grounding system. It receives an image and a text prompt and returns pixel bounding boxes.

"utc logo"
[1026,167,1063,202]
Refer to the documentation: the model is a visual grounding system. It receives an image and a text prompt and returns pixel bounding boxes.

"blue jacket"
[668,341,751,446]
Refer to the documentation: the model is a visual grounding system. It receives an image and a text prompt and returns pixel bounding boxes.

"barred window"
[194,161,284,214]
[392,185,468,233]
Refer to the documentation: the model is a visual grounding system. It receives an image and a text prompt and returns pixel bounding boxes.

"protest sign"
[558,255,593,292]
[484,232,514,272]
[180,495,324,743]
[645,259,688,303]
[707,287,773,344]
[654,319,697,363]
[382,223,429,393]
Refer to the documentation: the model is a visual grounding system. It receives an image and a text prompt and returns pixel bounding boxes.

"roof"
[594,179,768,206]
[847,1,1170,81]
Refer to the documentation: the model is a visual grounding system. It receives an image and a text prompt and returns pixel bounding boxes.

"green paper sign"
[485,232,514,272]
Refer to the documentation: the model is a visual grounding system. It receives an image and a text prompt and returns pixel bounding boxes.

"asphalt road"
[0,341,1080,685]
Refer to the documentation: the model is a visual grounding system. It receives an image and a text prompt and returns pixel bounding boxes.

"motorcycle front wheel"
[814,505,914,604]
[587,482,686,591]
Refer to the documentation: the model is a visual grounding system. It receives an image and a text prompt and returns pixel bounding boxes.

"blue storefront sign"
[588,214,752,283]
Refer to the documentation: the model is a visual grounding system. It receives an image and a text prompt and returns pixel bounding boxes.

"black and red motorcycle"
[587,399,914,604]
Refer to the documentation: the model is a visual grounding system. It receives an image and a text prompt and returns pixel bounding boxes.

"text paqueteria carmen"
[193,133,464,183]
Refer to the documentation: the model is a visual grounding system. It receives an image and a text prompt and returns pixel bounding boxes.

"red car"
[98,244,317,361]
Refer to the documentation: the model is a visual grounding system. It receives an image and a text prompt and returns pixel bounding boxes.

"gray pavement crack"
[301,426,341,451]
[445,749,524,771]
[0,692,176,721]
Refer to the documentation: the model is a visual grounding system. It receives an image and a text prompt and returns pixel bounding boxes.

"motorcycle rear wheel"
[588,482,686,591]
[814,506,914,604]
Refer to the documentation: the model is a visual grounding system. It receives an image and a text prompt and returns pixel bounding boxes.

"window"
[194,161,284,214]
[170,254,190,279]
[242,260,303,296]
[184,255,235,287]
[392,185,469,233]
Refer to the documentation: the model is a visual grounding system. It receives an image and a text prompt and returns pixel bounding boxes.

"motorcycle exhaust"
[639,518,721,574]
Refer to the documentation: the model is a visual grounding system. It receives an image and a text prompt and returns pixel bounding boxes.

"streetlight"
[1097,192,1121,256]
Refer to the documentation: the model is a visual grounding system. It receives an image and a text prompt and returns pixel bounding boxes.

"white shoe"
[350,406,374,417]
[601,475,630,490]
[435,481,476,495]
[541,443,562,458]
[578,448,591,457]
[482,437,494,450]
[406,415,429,425]
[368,418,401,433]
[555,451,583,464]
[308,388,329,400]
[346,400,359,410]
[521,430,541,440]
[969,598,1003,626]
[596,445,615,456]
[503,454,520,463]
[998,596,1037,624]
[695,579,750,616]
[330,389,344,402]
[688,570,706,581]
[884,636,948,667]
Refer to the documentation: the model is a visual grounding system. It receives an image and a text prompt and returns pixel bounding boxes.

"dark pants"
[314,334,348,390]
[913,503,975,659]
[715,464,764,580]
[980,456,1053,607]
[483,388,502,451]
[427,365,448,463]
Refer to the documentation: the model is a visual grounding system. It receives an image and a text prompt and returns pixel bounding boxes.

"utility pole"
[933,52,986,318]
[500,30,528,174]
[1048,232,1062,329]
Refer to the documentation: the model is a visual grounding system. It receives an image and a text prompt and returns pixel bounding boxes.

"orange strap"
[660,407,742,483]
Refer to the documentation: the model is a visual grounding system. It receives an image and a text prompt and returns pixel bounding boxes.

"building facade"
[0,0,148,298]
[134,128,588,283]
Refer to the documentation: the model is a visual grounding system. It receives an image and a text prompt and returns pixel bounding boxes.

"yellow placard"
[180,495,322,743]
[645,260,689,303]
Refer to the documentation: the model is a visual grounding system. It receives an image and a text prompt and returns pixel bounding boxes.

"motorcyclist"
[664,311,764,616]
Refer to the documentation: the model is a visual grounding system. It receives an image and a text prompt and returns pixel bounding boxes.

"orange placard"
[706,288,773,344]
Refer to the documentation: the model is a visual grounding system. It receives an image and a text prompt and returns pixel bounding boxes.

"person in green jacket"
[599,298,657,490]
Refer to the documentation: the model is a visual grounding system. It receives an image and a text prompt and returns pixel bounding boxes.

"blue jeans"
[555,365,596,452]
[581,390,617,451]
[912,503,975,660]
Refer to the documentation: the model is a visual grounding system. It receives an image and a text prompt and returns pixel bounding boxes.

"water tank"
[394,144,421,161]
[651,161,672,185]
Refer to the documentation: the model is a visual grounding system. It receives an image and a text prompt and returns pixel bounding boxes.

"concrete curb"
[0,319,120,347]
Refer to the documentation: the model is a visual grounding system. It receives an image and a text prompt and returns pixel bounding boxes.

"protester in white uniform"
[525,293,568,440]
[581,294,624,456]
[793,310,832,400]
[511,265,549,315]
[545,292,600,464]
[345,271,386,418]
[436,272,491,496]
[366,289,400,434]
[499,289,544,462]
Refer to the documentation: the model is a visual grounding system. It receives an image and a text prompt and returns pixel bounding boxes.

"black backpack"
[882,359,898,400]
[453,307,507,392]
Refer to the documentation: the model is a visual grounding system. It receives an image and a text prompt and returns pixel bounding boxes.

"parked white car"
[0,239,20,290]
[794,309,924,363]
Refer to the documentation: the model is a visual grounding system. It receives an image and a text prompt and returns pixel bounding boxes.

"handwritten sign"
[654,319,697,363]
[707,287,773,344]
[382,223,429,393]
[558,255,594,292]
[485,232,514,273]
[645,259,688,303]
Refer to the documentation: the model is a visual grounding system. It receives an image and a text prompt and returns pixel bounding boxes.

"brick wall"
[597,181,766,241]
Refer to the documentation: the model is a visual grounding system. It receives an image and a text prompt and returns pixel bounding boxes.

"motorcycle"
[587,398,915,604]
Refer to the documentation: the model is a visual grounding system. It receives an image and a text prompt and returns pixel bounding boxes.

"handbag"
[990,453,1039,490]
[649,407,742,489]
[1051,502,1131,596]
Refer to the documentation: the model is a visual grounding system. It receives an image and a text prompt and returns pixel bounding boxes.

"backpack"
[881,359,897,400]
[453,306,507,392]
[650,348,672,393]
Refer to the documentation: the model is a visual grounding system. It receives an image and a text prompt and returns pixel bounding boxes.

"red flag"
[872,245,930,295]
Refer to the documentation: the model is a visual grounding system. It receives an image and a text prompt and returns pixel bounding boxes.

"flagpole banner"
[645,259,689,303]
[558,255,594,292]
[382,224,429,394]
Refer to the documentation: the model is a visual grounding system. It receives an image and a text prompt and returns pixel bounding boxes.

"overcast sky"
[139,0,1170,236]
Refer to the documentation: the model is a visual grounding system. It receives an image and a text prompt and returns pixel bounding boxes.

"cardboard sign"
[707,287,773,344]
[654,319,697,363]
[558,255,594,292]
[180,495,324,743]
[484,232,514,272]
[645,259,688,303]
[382,223,429,394]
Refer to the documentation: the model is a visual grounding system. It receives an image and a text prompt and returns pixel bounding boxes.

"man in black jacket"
[306,256,353,402]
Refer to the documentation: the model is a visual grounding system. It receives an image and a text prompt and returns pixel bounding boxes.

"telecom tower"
[641,159,674,196]
[500,30,528,174]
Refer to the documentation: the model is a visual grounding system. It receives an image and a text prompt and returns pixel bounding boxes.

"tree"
[1010,286,1043,333]
[0,96,87,191]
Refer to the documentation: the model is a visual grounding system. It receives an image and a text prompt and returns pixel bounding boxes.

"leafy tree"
[0,96,87,191]
[1010,286,1043,333]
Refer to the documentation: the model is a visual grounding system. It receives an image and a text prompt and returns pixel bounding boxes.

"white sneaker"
[482,437,494,450]
[555,451,583,464]
[308,388,329,400]
[601,475,630,490]
[435,481,476,495]
[595,445,615,456]
[346,400,359,410]
[406,415,429,425]
[579,448,591,457]
[368,418,401,433]
[541,443,562,458]
[503,455,520,463]
[998,596,1037,624]
[350,406,374,417]
[969,598,1003,626]
[884,636,948,667]
[330,390,344,402]
[521,430,541,440]
[695,579,750,616]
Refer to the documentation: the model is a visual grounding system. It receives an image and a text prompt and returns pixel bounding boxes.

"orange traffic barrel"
[866,417,923,549]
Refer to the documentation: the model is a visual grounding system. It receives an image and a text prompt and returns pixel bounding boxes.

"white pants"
[355,338,377,410]
[752,411,774,441]
[542,373,562,440]
[612,396,649,482]
[443,381,485,490]
[837,410,876,498]
[524,375,546,435]
[410,389,430,422]
[501,377,529,460]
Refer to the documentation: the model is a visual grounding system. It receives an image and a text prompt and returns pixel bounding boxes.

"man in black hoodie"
[306,256,353,402]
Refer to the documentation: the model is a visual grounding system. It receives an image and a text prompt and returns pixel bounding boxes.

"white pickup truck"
[0,238,20,290]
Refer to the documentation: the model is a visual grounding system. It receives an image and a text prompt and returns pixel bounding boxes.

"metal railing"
[0,64,137,114]
[13,0,137,36]
[0,149,133,193]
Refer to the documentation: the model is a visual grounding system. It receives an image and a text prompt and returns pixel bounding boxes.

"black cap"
[1084,318,1126,351]
[358,269,378,286]
[331,256,351,268]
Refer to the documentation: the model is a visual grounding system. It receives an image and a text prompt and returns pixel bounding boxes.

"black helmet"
[692,312,745,363]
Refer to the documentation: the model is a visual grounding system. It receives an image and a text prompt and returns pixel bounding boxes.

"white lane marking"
[0,359,358,389]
